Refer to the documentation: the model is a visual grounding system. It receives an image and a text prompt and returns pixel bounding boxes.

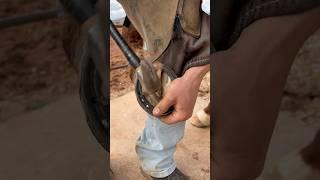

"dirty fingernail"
[153,107,160,115]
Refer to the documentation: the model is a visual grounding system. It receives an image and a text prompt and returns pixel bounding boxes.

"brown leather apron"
[118,0,210,77]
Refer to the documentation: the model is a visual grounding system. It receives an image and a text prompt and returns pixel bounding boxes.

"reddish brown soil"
[0,1,77,121]
[110,26,145,98]
[0,0,134,120]
[110,37,133,98]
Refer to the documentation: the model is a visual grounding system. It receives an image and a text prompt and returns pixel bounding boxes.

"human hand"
[152,65,209,124]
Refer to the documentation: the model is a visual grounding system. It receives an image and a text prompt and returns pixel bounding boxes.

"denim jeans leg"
[136,115,186,178]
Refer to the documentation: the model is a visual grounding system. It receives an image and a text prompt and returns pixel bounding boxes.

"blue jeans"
[136,115,186,178]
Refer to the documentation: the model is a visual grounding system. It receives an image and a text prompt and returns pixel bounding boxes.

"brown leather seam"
[182,56,210,74]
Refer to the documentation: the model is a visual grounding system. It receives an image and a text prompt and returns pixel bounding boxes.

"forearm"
[183,64,210,87]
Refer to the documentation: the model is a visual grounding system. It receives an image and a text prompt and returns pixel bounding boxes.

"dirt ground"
[0,0,138,121]
[0,0,77,121]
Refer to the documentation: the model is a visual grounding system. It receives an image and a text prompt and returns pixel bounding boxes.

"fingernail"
[153,107,160,115]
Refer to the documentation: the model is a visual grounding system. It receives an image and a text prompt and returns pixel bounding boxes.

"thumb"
[153,95,175,117]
